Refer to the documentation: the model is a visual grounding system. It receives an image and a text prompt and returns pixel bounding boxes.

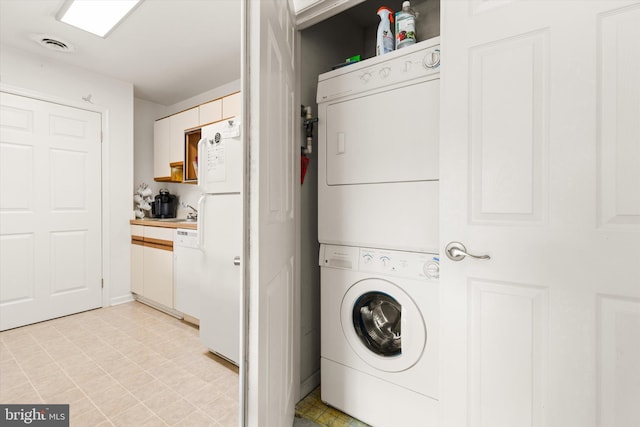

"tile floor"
[295,388,370,427]
[0,301,239,426]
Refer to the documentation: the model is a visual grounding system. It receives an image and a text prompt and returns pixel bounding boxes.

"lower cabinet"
[130,225,174,309]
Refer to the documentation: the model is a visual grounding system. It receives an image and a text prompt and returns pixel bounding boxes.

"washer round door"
[341,278,426,372]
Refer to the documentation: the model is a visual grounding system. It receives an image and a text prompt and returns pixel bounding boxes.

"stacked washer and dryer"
[317,37,441,427]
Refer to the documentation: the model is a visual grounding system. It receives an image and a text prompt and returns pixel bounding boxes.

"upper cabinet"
[154,92,241,182]
[199,99,222,126]
[153,116,172,179]
[222,92,241,119]
[170,107,199,166]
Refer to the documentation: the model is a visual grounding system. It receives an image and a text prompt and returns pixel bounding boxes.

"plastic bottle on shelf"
[395,1,417,50]
[376,6,394,56]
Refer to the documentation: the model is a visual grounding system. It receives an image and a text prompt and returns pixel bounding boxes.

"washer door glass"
[353,292,402,357]
[341,278,426,373]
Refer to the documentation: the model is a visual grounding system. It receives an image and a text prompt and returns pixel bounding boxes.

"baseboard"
[110,293,135,306]
[300,369,321,400]
[133,294,184,319]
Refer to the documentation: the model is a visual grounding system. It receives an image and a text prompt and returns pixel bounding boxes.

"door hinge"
[101,279,104,288]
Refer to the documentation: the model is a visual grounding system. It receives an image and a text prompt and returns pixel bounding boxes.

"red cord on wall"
[301,155,310,184]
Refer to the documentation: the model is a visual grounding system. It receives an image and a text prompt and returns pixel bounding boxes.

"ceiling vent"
[30,34,75,53]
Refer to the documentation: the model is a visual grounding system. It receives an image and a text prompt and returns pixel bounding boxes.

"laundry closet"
[297,0,441,416]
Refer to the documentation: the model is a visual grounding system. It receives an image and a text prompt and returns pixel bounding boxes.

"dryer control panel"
[317,37,440,104]
[319,244,439,281]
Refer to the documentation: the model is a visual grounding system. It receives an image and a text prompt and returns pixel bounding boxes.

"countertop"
[130,218,197,230]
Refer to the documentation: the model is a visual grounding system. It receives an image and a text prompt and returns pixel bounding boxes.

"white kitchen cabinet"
[170,107,199,166]
[222,92,241,119]
[199,99,222,126]
[142,244,173,308]
[153,117,171,179]
[153,92,240,183]
[130,224,174,309]
[130,241,144,295]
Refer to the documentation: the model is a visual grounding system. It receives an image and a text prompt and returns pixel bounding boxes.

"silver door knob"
[445,241,490,262]
[234,256,241,266]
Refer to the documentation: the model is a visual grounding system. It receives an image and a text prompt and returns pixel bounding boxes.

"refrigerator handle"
[197,195,206,250]
[197,136,206,193]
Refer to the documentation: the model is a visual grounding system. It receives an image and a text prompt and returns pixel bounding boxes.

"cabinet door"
[143,245,174,308]
[170,108,199,165]
[199,99,222,126]
[130,241,144,294]
[222,92,241,119]
[153,117,171,179]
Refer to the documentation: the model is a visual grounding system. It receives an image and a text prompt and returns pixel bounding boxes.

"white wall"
[133,79,241,218]
[0,44,135,306]
[299,13,364,398]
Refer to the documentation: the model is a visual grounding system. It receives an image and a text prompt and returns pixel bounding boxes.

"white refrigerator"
[197,117,242,365]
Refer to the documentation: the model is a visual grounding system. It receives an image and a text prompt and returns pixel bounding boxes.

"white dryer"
[317,38,441,253]
[320,244,440,427]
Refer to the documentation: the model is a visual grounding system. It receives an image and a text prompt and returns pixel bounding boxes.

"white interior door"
[0,91,102,331]
[440,1,640,426]
[245,0,299,426]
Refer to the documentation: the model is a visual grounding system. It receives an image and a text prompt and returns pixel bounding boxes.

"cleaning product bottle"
[395,1,417,50]
[376,6,394,56]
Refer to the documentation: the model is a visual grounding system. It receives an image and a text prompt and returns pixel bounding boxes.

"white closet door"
[440,2,640,426]
[246,0,299,425]
[0,91,102,331]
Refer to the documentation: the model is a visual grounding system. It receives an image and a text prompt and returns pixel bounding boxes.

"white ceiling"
[0,0,241,106]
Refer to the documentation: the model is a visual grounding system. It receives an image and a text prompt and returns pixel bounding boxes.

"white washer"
[320,244,440,427]
[317,38,440,253]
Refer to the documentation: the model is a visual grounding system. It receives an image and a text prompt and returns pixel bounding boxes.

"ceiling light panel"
[58,0,142,38]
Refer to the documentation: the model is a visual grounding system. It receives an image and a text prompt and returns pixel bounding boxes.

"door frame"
[1,82,109,310]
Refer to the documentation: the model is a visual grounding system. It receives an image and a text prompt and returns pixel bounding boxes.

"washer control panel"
[318,244,438,281]
[359,248,439,280]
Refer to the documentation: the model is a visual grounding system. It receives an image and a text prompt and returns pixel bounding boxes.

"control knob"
[423,261,440,279]
[423,49,441,69]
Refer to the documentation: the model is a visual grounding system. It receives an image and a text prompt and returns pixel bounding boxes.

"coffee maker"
[151,189,178,218]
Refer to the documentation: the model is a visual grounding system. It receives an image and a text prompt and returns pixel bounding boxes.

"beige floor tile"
[184,383,224,412]
[30,371,76,401]
[71,406,109,426]
[127,378,170,402]
[79,373,120,398]
[90,383,140,418]
[110,402,155,427]
[69,396,99,418]
[137,414,169,426]
[142,387,182,412]
[200,394,238,422]
[41,384,86,404]
[62,360,106,384]
[0,381,41,404]
[154,397,197,425]
[0,302,243,426]
[173,409,219,427]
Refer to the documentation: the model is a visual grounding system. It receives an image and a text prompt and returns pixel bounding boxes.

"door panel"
[441,1,640,426]
[246,0,298,425]
[0,92,102,331]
